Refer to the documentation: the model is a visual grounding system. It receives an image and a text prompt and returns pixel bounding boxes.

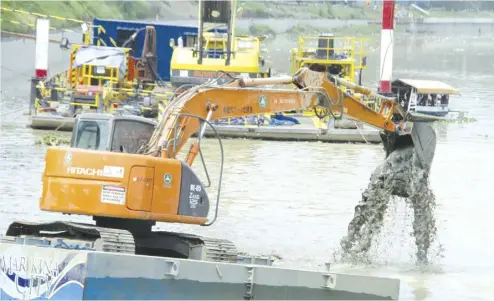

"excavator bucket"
[410,121,436,172]
[380,121,436,172]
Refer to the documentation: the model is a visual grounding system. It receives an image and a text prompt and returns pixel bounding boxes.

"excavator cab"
[71,113,156,154]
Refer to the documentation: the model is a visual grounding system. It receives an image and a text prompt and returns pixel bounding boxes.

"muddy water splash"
[339,145,438,265]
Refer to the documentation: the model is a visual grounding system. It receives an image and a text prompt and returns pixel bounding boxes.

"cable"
[0,65,33,78]
[122,27,146,48]
[172,113,225,227]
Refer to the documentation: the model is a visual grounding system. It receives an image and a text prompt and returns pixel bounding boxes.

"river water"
[1,22,494,300]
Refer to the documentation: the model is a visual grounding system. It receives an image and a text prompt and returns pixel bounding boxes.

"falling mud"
[339,145,438,265]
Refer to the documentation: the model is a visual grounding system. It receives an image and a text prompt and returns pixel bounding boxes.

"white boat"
[391,78,460,118]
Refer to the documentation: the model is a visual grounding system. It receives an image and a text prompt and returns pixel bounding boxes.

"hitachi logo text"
[65,165,125,178]
[67,167,104,176]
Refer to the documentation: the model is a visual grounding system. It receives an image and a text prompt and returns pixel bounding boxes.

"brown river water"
[1,23,494,300]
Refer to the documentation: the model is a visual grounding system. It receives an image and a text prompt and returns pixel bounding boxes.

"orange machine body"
[40,147,209,225]
[39,67,422,227]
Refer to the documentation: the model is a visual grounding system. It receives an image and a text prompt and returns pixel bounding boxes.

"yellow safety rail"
[68,44,131,89]
[289,35,381,115]
[34,83,174,115]
[233,36,261,56]
[290,35,370,83]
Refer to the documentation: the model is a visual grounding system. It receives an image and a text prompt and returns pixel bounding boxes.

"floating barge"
[27,114,382,143]
[0,237,400,300]
[204,115,381,143]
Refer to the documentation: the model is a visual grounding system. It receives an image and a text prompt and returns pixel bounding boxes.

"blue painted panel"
[1,283,83,300]
[83,277,390,300]
[92,19,199,81]
[84,277,245,300]
[0,246,87,300]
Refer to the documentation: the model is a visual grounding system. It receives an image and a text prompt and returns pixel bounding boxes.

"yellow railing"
[292,35,370,70]
[34,84,173,115]
[68,44,131,88]
[77,64,121,87]
[34,95,100,115]
[288,35,381,114]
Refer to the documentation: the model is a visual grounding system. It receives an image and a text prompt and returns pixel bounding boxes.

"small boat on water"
[391,78,460,118]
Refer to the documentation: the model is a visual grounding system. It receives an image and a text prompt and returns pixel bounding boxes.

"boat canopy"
[392,79,460,95]
[74,45,127,80]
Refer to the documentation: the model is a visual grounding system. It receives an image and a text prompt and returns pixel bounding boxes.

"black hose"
[122,27,146,48]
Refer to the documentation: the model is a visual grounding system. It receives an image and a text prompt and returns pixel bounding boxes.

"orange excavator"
[5,67,436,262]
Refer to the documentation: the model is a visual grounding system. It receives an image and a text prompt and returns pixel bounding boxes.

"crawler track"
[6,220,238,263]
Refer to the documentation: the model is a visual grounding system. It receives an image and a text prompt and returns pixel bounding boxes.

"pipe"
[330,76,395,101]
[185,108,214,167]
[378,0,395,93]
[239,76,294,87]
[1,31,60,44]
[198,108,214,138]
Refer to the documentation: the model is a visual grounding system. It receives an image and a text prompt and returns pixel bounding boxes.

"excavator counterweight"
[6,67,436,263]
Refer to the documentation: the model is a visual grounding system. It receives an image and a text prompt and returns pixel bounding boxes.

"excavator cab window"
[73,120,110,150]
[110,120,155,154]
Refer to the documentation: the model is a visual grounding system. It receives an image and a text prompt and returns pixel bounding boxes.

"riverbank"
[3,0,493,36]
[240,22,409,40]
[0,0,156,32]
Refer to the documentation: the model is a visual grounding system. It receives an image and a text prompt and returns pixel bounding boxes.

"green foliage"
[437,116,477,124]
[248,24,276,37]
[1,0,152,33]
[239,1,274,18]
[35,134,70,146]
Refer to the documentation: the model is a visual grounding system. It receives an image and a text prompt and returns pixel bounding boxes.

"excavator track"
[5,220,238,263]
[6,221,136,254]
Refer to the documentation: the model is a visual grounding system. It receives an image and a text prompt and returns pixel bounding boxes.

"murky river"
[1,21,494,300]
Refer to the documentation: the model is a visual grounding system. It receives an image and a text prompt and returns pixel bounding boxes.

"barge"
[0,237,400,300]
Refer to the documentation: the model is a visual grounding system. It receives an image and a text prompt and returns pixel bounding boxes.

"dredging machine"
[0,66,436,299]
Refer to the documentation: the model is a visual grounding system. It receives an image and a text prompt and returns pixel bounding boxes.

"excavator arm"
[143,67,435,171]
[33,66,435,230]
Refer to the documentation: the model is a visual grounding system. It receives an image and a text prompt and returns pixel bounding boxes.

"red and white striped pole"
[35,18,50,79]
[29,18,50,115]
[378,0,395,93]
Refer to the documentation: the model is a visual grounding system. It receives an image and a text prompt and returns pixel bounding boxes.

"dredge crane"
[5,67,436,263]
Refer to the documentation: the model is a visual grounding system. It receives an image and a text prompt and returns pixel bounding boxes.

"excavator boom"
[143,67,435,172]
[2,67,438,264]
[12,67,436,263]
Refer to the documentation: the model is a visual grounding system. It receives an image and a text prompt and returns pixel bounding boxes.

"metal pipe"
[239,76,294,87]
[1,31,60,44]
[198,108,214,139]
[330,75,395,101]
